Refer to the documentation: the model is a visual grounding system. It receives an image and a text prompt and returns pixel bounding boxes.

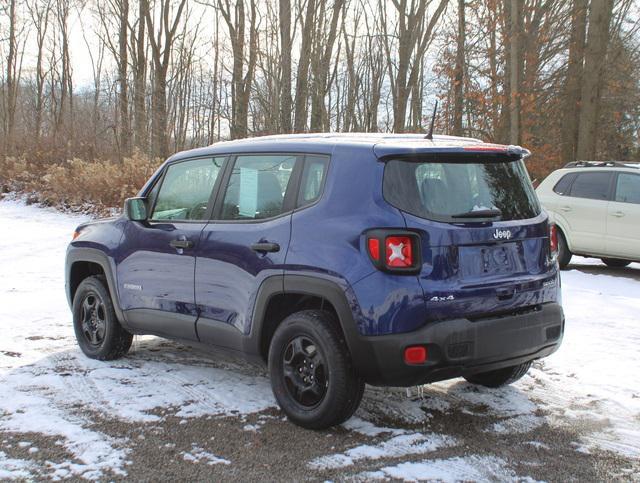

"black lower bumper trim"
[351,302,564,386]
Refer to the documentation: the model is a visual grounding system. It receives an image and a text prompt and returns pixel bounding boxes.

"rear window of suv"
[383,158,541,222]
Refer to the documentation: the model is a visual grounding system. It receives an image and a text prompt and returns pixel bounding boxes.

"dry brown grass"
[0,154,162,214]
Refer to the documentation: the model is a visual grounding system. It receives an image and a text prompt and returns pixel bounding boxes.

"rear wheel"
[73,276,133,360]
[556,229,572,270]
[601,258,631,268]
[268,310,365,429]
[464,361,532,388]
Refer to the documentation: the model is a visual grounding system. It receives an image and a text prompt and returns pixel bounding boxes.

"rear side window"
[615,173,640,204]
[383,158,541,222]
[298,156,329,207]
[151,157,224,221]
[221,154,298,220]
[553,173,576,195]
[568,172,612,200]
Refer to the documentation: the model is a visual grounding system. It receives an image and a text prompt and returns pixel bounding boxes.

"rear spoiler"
[375,144,531,163]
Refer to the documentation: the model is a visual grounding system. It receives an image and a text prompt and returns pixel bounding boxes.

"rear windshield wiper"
[451,209,502,219]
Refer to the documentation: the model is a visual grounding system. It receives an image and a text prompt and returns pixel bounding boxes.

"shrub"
[0,153,162,215]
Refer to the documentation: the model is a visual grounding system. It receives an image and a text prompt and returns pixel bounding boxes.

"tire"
[268,310,365,430]
[464,361,532,388]
[601,258,631,268]
[556,229,572,270]
[72,276,133,360]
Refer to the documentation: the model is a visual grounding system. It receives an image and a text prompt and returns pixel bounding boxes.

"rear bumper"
[352,302,564,386]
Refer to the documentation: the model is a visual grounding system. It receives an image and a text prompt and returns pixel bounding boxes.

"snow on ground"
[0,197,639,481]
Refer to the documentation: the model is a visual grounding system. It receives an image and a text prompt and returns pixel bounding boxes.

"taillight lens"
[367,238,380,261]
[366,230,420,273]
[549,223,558,256]
[385,236,413,267]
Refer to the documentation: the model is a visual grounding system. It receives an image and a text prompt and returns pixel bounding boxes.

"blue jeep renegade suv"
[66,133,564,429]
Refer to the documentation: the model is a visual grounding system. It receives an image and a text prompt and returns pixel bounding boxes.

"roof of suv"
[168,133,531,163]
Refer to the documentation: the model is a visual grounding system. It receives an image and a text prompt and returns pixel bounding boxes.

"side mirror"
[124,197,148,221]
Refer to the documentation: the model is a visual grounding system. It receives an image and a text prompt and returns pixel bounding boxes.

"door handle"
[611,211,625,218]
[559,206,572,212]
[251,242,280,253]
[169,239,194,249]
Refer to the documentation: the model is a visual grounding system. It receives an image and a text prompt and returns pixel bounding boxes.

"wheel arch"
[251,274,369,374]
[66,247,126,324]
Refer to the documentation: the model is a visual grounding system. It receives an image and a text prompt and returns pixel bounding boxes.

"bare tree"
[27,0,52,145]
[132,0,148,151]
[309,0,344,132]
[380,0,449,133]
[218,0,258,139]
[279,0,293,133]
[452,0,465,136]
[576,0,615,160]
[142,0,187,158]
[294,0,317,132]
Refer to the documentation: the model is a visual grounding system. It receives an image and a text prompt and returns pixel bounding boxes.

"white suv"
[536,161,640,269]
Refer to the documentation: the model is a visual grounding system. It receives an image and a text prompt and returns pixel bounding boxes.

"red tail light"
[549,223,558,256]
[366,230,420,273]
[367,238,380,261]
[385,236,413,267]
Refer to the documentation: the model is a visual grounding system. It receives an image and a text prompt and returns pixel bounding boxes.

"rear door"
[559,171,613,254]
[194,153,302,346]
[117,156,226,340]
[383,156,556,322]
[606,172,640,259]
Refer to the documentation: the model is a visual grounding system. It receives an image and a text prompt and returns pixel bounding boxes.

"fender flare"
[250,273,373,377]
[65,247,127,325]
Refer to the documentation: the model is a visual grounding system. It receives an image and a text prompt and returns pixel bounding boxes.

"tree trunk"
[309,0,343,132]
[134,0,147,152]
[294,0,316,132]
[452,0,465,136]
[576,0,614,160]
[4,0,17,156]
[118,0,130,160]
[279,0,292,133]
[561,0,588,162]
[508,0,521,145]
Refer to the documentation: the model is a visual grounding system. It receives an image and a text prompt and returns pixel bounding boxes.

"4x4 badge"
[493,229,512,240]
[429,295,455,302]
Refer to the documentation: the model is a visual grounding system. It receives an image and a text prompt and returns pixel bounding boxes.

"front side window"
[151,157,224,221]
[383,158,541,222]
[615,173,640,204]
[221,155,298,220]
[569,172,612,201]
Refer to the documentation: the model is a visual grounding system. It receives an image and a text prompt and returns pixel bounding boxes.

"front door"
[116,156,226,340]
[606,172,640,259]
[195,154,301,346]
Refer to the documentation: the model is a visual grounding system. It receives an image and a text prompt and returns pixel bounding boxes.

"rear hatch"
[380,145,558,322]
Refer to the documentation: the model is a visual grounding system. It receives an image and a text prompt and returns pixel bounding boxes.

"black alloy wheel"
[80,291,107,347]
[282,335,328,407]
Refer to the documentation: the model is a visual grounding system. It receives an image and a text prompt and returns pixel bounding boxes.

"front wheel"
[268,310,365,429]
[464,361,532,388]
[601,258,631,268]
[73,276,133,360]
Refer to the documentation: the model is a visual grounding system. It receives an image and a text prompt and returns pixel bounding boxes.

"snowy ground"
[0,197,639,481]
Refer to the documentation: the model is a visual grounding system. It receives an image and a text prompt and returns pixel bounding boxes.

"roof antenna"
[425,100,438,140]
